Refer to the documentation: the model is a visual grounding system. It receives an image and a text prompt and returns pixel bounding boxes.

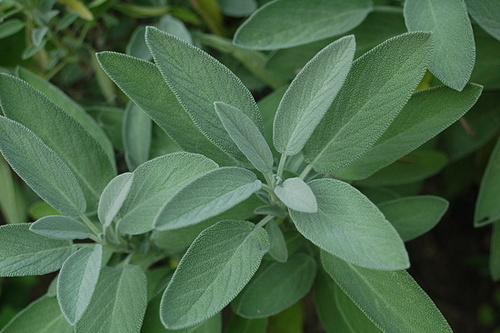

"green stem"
[277,154,287,179]
[256,215,274,228]
[299,164,313,180]
[79,214,102,239]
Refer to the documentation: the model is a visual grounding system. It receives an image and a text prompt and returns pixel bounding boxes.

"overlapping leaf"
[98,172,134,228]
[475,138,500,227]
[30,215,90,240]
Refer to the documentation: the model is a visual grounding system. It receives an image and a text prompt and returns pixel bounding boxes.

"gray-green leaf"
[303,32,433,172]
[30,215,90,240]
[214,101,273,173]
[275,177,317,213]
[475,137,500,227]
[0,223,72,277]
[404,0,475,91]
[123,102,152,171]
[0,19,25,40]
[0,116,86,216]
[264,220,287,263]
[466,0,500,41]
[98,172,134,228]
[289,179,409,270]
[233,0,372,50]
[273,35,355,155]
[160,220,270,329]
[58,245,103,325]
[321,251,452,333]
[154,167,262,231]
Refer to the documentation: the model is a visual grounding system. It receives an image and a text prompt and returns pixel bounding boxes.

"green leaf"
[333,84,483,180]
[76,265,147,333]
[1,296,73,333]
[232,253,316,318]
[58,245,103,325]
[218,0,257,17]
[0,155,27,223]
[0,19,25,40]
[16,67,115,165]
[0,74,116,212]
[158,15,193,44]
[233,0,372,50]
[490,222,500,281]
[303,32,433,172]
[356,150,447,187]
[214,102,273,173]
[378,196,449,241]
[160,220,270,329]
[0,117,86,216]
[123,102,152,171]
[0,223,72,277]
[321,251,452,333]
[466,0,500,41]
[119,153,218,235]
[275,177,318,213]
[289,179,409,270]
[226,315,267,333]
[155,167,261,231]
[404,0,475,91]
[273,35,355,155]
[264,220,287,263]
[30,215,90,240]
[475,137,500,227]
[98,172,134,228]
[31,27,48,47]
[313,269,382,333]
[96,52,234,166]
[145,27,262,163]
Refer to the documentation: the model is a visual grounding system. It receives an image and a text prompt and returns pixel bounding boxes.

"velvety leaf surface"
[219,0,257,17]
[273,35,355,155]
[30,215,90,240]
[404,0,475,91]
[465,0,500,41]
[98,172,134,228]
[274,177,318,213]
[58,245,103,325]
[303,32,433,172]
[155,167,261,231]
[378,196,449,241]
[0,224,72,277]
[475,137,500,227]
[123,102,152,171]
[232,253,316,318]
[160,220,270,329]
[264,220,287,263]
[0,117,86,216]
[76,265,147,333]
[333,84,483,180]
[321,252,452,333]
[234,0,372,50]
[289,179,409,270]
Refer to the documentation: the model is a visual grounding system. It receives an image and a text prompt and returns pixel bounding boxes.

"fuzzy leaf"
[145,27,262,163]
[264,220,288,263]
[214,102,273,173]
[30,215,90,240]
[0,117,86,216]
[0,19,25,40]
[0,224,72,277]
[58,245,103,325]
[155,167,262,231]
[76,265,147,333]
[466,0,500,41]
[303,32,433,172]
[119,153,218,235]
[289,179,409,270]
[404,0,475,91]
[275,177,318,213]
[321,251,452,333]
[378,196,449,241]
[160,220,270,329]
[234,0,372,50]
[123,102,152,171]
[233,253,316,318]
[273,35,355,155]
[475,137,500,227]
[98,172,134,227]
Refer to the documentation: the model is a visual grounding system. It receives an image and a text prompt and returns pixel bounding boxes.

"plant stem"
[277,154,287,179]
[299,164,313,180]
[79,214,102,239]
[256,215,274,228]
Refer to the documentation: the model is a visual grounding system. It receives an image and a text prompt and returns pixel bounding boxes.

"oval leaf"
[465,0,500,41]
[275,177,318,213]
[154,167,262,231]
[30,215,90,240]
[160,220,270,329]
[289,178,409,270]
[264,220,288,263]
[475,137,500,227]
[123,102,152,171]
[0,19,25,40]
[98,172,134,227]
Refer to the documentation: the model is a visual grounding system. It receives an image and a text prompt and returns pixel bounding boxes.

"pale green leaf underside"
[321,252,452,333]
[98,172,134,227]
[214,101,273,173]
[264,220,288,263]
[273,35,355,155]
[233,253,316,318]
[333,84,483,180]
[0,117,86,216]
[160,220,270,329]
[465,0,500,41]
[154,167,262,231]
[30,215,90,240]
[58,245,103,325]
[234,0,372,50]
[119,153,218,235]
[303,32,433,173]
[475,137,500,227]
[76,265,147,333]
[289,179,409,270]
[378,196,449,241]
[0,224,72,277]
[404,0,475,91]
[275,177,318,213]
